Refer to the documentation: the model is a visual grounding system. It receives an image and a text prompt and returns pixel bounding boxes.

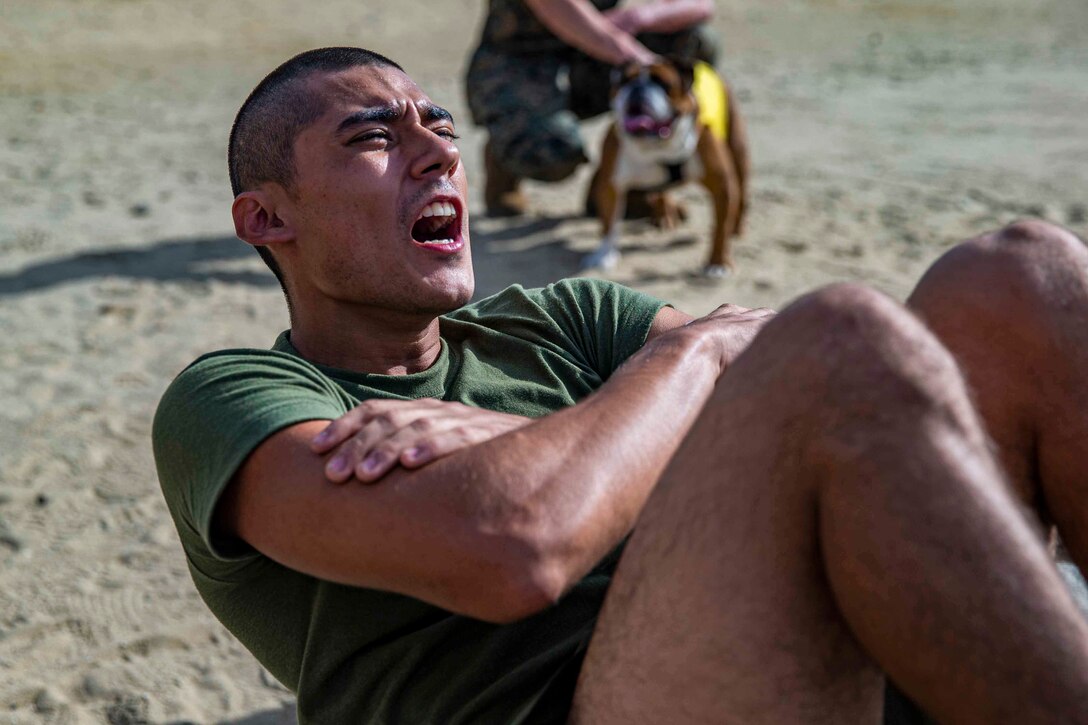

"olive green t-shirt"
[152,279,666,724]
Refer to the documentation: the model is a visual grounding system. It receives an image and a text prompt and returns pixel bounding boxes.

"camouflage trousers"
[465,25,720,182]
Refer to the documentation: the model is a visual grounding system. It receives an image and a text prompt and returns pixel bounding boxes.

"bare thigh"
[570,298,885,724]
[570,280,1088,725]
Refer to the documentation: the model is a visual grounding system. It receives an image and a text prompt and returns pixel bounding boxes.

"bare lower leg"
[908,220,1088,567]
[572,284,1088,724]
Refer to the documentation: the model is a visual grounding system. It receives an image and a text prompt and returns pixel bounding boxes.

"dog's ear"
[668,55,696,92]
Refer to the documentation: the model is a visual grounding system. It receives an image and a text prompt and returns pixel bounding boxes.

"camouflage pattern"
[466,0,720,181]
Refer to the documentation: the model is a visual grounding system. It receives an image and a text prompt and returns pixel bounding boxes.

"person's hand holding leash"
[312,399,531,483]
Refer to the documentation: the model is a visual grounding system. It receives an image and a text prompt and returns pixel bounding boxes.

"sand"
[1,0,1086,722]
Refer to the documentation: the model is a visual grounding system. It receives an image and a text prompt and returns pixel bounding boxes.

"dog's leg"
[726,90,751,237]
[584,130,625,271]
[649,192,683,231]
[699,128,741,276]
[584,184,625,271]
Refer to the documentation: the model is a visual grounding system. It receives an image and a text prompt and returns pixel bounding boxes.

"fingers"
[310,408,366,454]
[323,418,396,483]
[310,398,444,453]
[397,425,482,470]
[629,45,658,66]
[685,304,778,373]
[322,412,445,483]
[312,399,529,484]
[701,303,776,322]
[705,303,749,317]
[398,413,531,471]
[353,417,448,483]
[743,307,777,321]
[350,413,502,482]
[616,33,657,66]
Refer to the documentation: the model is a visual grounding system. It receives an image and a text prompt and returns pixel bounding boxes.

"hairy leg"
[908,220,1088,567]
[571,284,1088,724]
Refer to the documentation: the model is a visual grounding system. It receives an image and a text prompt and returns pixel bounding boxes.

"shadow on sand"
[471,220,584,298]
[0,236,280,296]
[162,703,298,725]
[0,215,593,299]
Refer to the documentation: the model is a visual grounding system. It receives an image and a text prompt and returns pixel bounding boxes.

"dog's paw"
[582,246,621,271]
[700,264,731,280]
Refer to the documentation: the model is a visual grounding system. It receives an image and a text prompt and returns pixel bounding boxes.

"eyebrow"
[335,102,455,134]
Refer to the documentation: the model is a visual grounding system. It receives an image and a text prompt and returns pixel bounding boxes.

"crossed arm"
[216,305,772,622]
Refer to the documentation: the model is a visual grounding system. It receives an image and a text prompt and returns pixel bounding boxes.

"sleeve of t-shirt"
[152,350,349,569]
[529,278,668,378]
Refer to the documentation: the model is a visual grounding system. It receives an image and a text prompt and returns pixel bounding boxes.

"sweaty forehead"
[307,65,429,119]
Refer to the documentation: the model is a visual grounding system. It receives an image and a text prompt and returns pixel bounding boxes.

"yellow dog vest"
[693,61,728,141]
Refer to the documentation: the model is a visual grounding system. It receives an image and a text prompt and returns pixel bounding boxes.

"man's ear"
[232,190,296,248]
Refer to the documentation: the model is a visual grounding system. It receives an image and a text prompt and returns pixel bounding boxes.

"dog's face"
[611,59,697,141]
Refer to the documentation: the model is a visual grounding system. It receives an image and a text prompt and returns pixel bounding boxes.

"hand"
[678,304,777,374]
[311,399,531,483]
[602,8,657,64]
[603,5,646,34]
[616,34,658,65]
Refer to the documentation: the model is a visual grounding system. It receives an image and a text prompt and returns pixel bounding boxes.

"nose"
[409,129,460,180]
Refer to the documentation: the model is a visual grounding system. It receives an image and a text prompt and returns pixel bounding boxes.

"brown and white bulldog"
[584,58,749,277]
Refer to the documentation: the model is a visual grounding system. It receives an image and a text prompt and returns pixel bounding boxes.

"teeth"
[420,238,454,246]
[420,201,456,219]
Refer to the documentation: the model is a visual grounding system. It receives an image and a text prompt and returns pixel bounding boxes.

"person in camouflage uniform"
[465,0,719,216]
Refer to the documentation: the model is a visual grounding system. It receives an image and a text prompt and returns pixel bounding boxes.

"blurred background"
[1,1,1086,722]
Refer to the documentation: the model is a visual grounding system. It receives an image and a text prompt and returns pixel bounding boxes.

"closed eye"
[434,128,460,141]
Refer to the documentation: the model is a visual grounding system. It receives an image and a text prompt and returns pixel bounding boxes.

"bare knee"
[987,218,1084,254]
[782,282,911,338]
[740,283,966,423]
[764,286,993,498]
[694,283,981,508]
[778,283,955,377]
[911,220,1087,323]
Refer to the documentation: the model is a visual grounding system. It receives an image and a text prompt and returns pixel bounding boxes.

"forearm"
[226,306,770,621]
[631,0,712,34]
[526,0,644,64]
[452,330,721,598]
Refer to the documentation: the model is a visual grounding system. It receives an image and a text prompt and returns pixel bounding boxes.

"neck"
[288,300,444,375]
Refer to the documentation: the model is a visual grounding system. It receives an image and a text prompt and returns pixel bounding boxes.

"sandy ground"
[1,0,1086,722]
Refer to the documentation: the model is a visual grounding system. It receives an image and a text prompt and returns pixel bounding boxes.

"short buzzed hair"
[228,47,403,290]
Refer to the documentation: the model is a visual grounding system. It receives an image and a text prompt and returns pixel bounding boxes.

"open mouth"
[619,84,677,139]
[410,199,461,248]
[622,113,675,138]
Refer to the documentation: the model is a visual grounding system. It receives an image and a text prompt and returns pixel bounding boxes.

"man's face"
[283,64,473,315]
